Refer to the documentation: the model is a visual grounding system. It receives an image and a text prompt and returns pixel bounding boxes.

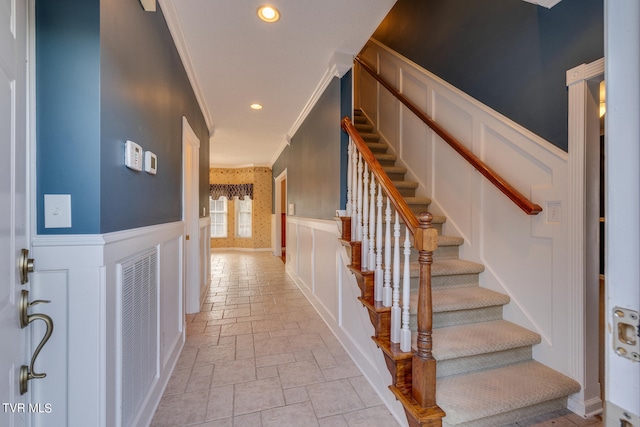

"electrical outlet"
[546,201,561,223]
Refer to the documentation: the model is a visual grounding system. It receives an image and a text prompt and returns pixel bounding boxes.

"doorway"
[274,169,287,260]
[182,117,201,314]
[585,73,606,412]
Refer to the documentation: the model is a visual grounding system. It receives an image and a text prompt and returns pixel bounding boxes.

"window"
[210,197,227,238]
[235,196,252,238]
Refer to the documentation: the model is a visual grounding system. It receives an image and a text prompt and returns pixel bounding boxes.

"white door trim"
[566,57,604,417]
[182,116,201,314]
[273,169,287,257]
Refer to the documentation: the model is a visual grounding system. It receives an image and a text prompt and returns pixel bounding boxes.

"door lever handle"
[19,290,54,395]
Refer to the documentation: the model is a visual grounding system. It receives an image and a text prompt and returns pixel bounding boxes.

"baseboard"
[210,247,272,252]
[134,330,186,427]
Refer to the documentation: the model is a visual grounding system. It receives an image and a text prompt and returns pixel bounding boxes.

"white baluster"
[356,153,363,242]
[400,226,412,352]
[391,211,401,342]
[368,171,376,275]
[384,198,392,310]
[376,184,384,304]
[384,211,400,307]
[346,140,352,217]
[351,146,358,239]
[361,163,369,270]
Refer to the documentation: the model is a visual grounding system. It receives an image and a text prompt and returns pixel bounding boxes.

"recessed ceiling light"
[257,5,280,23]
[250,103,263,110]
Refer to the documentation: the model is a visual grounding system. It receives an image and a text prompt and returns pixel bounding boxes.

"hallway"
[150,251,400,426]
[150,251,603,427]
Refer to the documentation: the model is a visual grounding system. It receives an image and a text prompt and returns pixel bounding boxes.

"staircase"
[343,110,580,427]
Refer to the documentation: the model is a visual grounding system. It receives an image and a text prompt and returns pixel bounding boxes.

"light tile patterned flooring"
[150,251,400,427]
[151,251,604,427]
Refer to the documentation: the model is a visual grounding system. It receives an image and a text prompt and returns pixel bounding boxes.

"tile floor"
[150,251,400,427]
[151,251,604,427]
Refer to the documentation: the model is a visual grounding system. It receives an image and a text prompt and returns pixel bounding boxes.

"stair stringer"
[357,40,578,396]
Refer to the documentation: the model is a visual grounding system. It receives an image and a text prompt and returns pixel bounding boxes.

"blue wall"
[373,0,604,151]
[340,70,352,210]
[36,0,209,234]
[272,78,342,220]
[36,0,101,233]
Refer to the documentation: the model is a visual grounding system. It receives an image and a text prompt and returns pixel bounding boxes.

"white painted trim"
[182,116,201,314]
[604,0,640,417]
[521,0,563,8]
[566,58,604,417]
[210,247,272,252]
[273,169,287,256]
[270,57,353,167]
[30,221,185,427]
[157,0,213,134]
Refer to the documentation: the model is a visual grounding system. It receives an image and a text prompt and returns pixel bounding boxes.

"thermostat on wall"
[125,140,143,171]
[144,151,157,175]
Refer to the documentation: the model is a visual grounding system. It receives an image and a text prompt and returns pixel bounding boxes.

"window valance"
[209,183,253,200]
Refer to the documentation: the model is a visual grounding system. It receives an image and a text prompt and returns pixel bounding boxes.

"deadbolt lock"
[19,248,35,285]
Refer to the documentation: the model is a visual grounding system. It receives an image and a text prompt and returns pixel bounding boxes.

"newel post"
[412,212,438,408]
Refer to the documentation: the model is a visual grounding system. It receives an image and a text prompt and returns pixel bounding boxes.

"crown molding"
[157,0,214,135]
[521,0,562,8]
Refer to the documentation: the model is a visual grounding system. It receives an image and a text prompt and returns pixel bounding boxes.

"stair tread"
[431,287,510,312]
[432,259,484,277]
[392,180,419,189]
[382,165,407,174]
[374,153,397,161]
[403,196,431,205]
[367,142,388,151]
[430,320,540,360]
[436,360,580,426]
[359,132,380,140]
[437,235,464,247]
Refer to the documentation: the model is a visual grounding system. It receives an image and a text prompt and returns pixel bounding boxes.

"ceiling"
[157,0,398,168]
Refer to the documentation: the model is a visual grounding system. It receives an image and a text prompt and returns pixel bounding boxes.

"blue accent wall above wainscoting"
[372,0,604,151]
[272,78,342,220]
[36,0,209,234]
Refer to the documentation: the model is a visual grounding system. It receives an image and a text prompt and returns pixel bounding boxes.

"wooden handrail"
[342,117,419,234]
[355,56,542,216]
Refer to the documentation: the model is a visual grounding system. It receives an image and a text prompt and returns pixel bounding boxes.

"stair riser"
[432,306,503,328]
[355,124,374,133]
[386,171,408,181]
[366,143,388,153]
[360,133,380,142]
[410,305,502,331]
[442,398,568,427]
[409,204,431,216]
[435,346,532,378]
[409,273,481,291]
[396,187,417,197]
[376,158,397,166]
[432,273,481,289]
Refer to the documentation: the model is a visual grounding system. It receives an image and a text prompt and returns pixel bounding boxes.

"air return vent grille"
[120,249,158,427]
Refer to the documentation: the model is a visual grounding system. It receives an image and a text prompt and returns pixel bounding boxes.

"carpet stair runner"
[348,109,580,427]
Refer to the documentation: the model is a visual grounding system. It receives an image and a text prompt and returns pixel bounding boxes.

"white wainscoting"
[358,39,576,397]
[285,216,408,427]
[30,221,187,427]
[200,217,212,306]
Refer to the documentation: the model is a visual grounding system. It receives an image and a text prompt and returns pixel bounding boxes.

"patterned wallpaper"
[209,167,272,249]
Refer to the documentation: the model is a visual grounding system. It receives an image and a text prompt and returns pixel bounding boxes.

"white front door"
[605,1,640,425]
[0,0,30,425]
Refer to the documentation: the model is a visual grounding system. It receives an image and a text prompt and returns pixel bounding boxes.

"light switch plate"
[44,194,72,228]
